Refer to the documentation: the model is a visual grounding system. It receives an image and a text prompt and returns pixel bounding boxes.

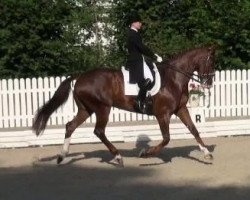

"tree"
[110,0,250,70]
[0,0,67,77]
[205,0,250,69]
[1,0,249,78]
[0,0,101,78]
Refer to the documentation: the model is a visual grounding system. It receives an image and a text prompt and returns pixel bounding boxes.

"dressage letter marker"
[190,107,205,123]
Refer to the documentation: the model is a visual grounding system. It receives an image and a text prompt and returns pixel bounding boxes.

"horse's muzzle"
[200,73,215,88]
[201,83,213,89]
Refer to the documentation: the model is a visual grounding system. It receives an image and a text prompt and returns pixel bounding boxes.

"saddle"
[121,64,161,96]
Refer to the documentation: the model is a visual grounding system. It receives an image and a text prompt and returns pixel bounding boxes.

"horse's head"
[195,45,216,88]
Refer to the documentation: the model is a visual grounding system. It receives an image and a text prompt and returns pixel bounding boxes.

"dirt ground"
[0,135,250,200]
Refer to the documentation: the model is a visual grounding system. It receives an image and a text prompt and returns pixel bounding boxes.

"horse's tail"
[32,75,76,136]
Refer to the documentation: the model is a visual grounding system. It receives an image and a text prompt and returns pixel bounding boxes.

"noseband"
[192,73,215,85]
[196,54,215,85]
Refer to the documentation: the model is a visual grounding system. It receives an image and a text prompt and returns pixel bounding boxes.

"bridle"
[198,54,215,86]
[164,54,215,85]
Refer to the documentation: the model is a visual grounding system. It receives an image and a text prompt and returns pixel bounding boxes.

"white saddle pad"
[121,64,161,96]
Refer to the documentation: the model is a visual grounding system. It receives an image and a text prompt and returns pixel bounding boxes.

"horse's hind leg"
[94,106,123,166]
[57,108,91,164]
[176,106,213,160]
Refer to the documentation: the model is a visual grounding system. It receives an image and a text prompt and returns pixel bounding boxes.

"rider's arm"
[132,32,157,61]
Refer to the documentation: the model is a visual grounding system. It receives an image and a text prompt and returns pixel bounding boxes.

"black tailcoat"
[125,28,157,84]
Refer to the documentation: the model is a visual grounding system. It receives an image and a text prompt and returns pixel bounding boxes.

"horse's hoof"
[57,155,64,164]
[204,153,213,160]
[109,155,124,167]
[139,148,146,157]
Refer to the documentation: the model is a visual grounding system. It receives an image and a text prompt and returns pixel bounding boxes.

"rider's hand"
[155,54,163,63]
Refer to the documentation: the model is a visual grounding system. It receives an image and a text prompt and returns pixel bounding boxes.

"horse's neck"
[159,63,192,88]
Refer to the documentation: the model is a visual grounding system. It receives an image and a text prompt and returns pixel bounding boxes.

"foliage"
[0,0,249,78]
[111,0,250,70]
[1,0,68,77]
[0,0,104,78]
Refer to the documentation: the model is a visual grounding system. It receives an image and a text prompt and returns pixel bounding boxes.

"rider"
[125,14,163,112]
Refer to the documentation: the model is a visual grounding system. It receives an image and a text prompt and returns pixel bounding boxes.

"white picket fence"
[1,69,250,148]
[0,69,250,129]
[0,76,155,129]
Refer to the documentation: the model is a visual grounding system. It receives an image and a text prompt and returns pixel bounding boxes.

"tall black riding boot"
[136,78,152,113]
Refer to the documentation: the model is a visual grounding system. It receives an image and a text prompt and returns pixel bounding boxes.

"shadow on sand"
[36,135,215,167]
[0,161,248,200]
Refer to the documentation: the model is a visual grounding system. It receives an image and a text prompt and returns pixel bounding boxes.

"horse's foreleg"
[57,109,91,164]
[94,106,123,166]
[176,106,213,160]
[140,114,170,157]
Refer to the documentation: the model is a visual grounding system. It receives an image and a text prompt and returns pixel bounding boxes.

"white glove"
[155,54,163,63]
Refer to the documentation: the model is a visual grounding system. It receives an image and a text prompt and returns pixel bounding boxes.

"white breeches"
[143,58,154,82]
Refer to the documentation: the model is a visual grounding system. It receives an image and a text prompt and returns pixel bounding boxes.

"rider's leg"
[136,78,151,112]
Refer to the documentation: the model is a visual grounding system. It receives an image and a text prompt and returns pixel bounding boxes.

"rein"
[165,64,199,82]
[164,63,215,85]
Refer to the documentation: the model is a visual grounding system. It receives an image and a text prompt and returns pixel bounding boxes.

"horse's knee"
[94,128,104,139]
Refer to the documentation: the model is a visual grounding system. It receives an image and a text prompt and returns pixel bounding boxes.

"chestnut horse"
[33,45,216,166]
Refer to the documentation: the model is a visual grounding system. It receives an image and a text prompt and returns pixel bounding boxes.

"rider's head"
[129,14,142,30]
